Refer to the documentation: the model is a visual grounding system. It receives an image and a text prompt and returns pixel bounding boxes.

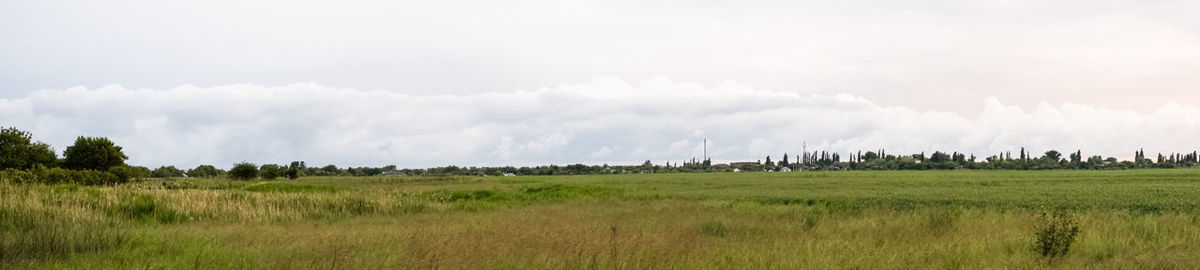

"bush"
[0,168,37,184]
[229,162,258,180]
[187,165,222,178]
[259,164,281,180]
[62,136,127,171]
[150,166,185,178]
[0,127,58,170]
[1034,212,1081,258]
[107,165,138,183]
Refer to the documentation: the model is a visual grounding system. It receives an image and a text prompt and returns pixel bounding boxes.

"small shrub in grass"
[1034,211,1081,258]
[699,221,731,237]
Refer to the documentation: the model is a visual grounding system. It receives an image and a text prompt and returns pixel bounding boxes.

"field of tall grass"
[3,170,1200,269]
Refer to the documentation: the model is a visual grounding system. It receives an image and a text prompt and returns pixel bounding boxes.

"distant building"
[779,167,792,172]
[503,173,516,177]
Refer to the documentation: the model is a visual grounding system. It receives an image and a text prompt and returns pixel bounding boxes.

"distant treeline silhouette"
[6,126,1200,181]
[396,148,1199,176]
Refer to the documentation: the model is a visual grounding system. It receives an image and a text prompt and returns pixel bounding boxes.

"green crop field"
[4,170,1200,269]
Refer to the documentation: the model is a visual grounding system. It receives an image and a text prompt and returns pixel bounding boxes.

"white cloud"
[3,0,1200,114]
[1,77,1198,169]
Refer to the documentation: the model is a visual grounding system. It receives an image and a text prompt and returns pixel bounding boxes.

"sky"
[1,0,1199,168]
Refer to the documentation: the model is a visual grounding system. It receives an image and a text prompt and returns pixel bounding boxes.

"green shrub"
[107,165,137,183]
[259,164,281,180]
[1034,212,1081,258]
[229,162,258,180]
[150,166,185,178]
[0,169,36,184]
[28,165,123,185]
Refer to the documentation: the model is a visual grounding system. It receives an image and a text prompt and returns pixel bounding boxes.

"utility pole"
[703,138,707,161]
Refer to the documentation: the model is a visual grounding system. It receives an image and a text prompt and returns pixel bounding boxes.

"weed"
[1034,211,1081,258]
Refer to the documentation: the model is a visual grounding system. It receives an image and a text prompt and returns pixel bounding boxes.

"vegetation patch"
[1034,211,1081,258]
[0,207,128,261]
[698,221,732,237]
[114,195,185,223]
[244,182,337,193]
[519,184,620,201]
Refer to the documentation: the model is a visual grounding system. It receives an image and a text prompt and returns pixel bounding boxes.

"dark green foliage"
[229,162,258,180]
[1034,211,1080,258]
[26,165,125,185]
[150,166,185,178]
[187,165,222,178]
[0,169,37,183]
[285,161,303,179]
[62,136,127,171]
[0,127,57,170]
[259,164,281,180]
[107,165,139,182]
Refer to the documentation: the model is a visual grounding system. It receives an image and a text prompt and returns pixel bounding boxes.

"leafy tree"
[62,136,127,171]
[1042,150,1062,162]
[150,166,185,178]
[187,165,222,178]
[929,151,951,163]
[229,162,258,180]
[861,151,879,162]
[0,127,58,169]
[259,164,281,180]
[285,161,303,179]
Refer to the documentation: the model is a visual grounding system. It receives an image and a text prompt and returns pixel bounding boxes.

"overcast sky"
[2,0,1199,168]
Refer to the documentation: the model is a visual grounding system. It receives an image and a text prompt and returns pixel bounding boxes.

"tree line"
[5,126,1200,184]
[746,148,1199,171]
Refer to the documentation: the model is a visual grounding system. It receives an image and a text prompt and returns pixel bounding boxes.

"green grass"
[3,170,1200,268]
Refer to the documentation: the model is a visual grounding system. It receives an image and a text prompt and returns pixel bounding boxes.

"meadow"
[4,170,1200,269]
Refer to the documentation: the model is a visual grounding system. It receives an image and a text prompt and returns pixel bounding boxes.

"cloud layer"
[2,78,1198,169]
[3,1,1199,113]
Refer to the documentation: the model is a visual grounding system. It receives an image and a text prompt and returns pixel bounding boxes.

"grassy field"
[4,170,1200,269]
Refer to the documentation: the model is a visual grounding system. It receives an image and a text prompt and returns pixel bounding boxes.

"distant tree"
[0,127,58,169]
[861,151,879,162]
[321,164,340,175]
[229,162,258,180]
[285,161,303,179]
[188,165,222,178]
[150,166,185,178]
[929,151,951,163]
[259,164,281,180]
[62,136,127,171]
[1043,150,1062,162]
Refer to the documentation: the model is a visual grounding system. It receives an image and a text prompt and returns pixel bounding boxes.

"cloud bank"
[2,78,1197,168]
